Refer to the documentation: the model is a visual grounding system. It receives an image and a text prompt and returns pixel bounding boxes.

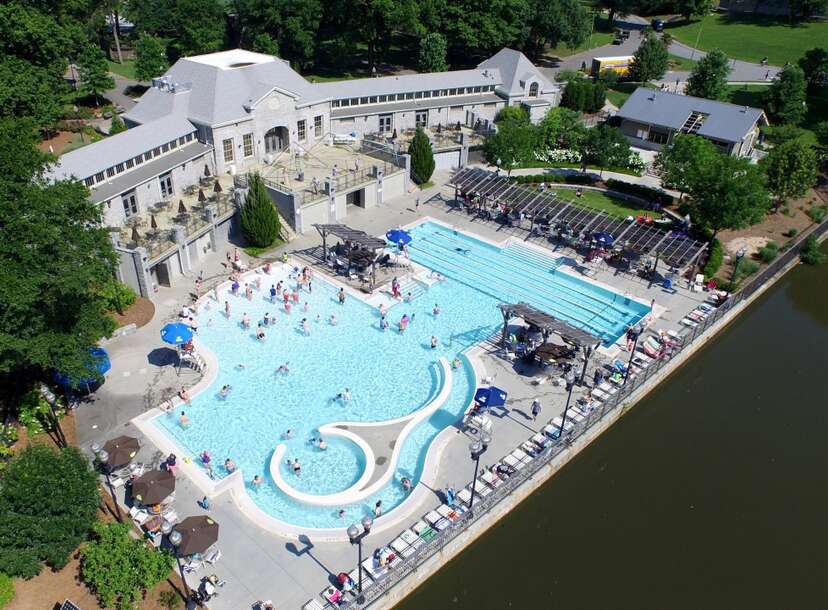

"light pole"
[624,328,641,385]
[731,247,746,284]
[347,515,374,603]
[467,431,492,515]
[91,444,123,523]
[169,529,191,599]
[557,370,577,439]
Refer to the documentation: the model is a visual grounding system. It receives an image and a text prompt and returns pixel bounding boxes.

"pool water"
[153,221,646,529]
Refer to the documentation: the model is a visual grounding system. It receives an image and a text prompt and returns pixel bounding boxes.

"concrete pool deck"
[76,171,714,609]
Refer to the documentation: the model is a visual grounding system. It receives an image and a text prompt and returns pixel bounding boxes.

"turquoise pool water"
[153,221,647,528]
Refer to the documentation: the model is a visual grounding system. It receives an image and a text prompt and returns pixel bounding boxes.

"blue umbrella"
[474,386,508,408]
[386,229,412,246]
[592,232,615,246]
[161,322,193,345]
[54,347,111,389]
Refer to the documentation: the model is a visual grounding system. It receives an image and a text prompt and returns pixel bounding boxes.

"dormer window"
[529,82,539,97]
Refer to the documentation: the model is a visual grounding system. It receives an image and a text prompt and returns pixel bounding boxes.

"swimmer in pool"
[329,314,337,325]
[284,429,295,440]
[219,384,231,398]
[276,362,290,374]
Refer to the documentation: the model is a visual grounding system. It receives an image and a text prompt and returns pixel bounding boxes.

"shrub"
[702,238,723,279]
[807,205,827,223]
[734,259,759,282]
[158,589,180,610]
[555,69,582,83]
[0,573,13,609]
[240,173,281,248]
[758,241,779,263]
[561,79,606,113]
[495,106,529,125]
[604,179,673,206]
[784,228,799,238]
[409,127,435,184]
[0,445,99,578]
[761,124,808,145]
[81,522,174,610]
[97,280,136,313]
[715,279,738,293]
[800,235,826,265]
[509,173,598,185]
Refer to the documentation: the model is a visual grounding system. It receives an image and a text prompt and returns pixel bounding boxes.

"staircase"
[180,351,207,373]
[396,276,428,301]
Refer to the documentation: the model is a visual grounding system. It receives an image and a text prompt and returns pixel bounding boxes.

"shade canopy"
[178,200,187,214]
[386,229,412,246]
[592,231,614,246]
[54,346,111,388]
[174,515,219,556]
[131,226,140,242]
[132,469,176,505]
[213,180,223,193]
[198,189,206,202]
[474,386,508,408]
[204,164,211,177]
[160,322,193,345]
[150,214,158,229]
[102,435,140,469]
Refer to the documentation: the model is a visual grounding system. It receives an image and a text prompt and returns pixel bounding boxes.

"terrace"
[366,124,488,152]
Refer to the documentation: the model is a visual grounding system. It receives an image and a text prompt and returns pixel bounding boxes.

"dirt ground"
[110,297,156,329]
[38,131,77,156]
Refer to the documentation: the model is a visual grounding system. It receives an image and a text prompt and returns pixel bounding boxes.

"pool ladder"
[396,276,428,301]
[180,351,207,373]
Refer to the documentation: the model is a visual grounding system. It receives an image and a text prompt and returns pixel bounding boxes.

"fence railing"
[335,214,828,610]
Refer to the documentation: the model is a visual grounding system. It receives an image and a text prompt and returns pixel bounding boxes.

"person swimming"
[224,301,231,317]
[276,362,290,374]
[224,458,237,473]
[338,288,346,304]
[256,325,266,340]
[283,429,295,440]
[336,388,351,402]
[263,312,271,326]
[452,357,462,369]
[431,335,438,349]
[252,474,263,487]
[401,477,412,492]
[301,318,310,335]
[179,411,190,427]
[433,303,441,316]
[241,313,250,329]
[329,314,337,325]
[218,384,231,398]
[289,458,301,475]
[399,314,409,333]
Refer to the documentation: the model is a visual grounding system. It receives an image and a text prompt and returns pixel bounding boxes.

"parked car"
[651,18,665,32]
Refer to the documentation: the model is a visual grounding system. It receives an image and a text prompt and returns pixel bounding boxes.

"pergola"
[313,224,387,288]
[449,167,707,271]
[497,302,601,348]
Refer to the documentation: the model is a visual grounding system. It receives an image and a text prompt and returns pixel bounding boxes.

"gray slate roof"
[49,116,196,181]
[331,93,503,119]
[616,88,765,143]
[477,48,558,97]
[311,68,502,101]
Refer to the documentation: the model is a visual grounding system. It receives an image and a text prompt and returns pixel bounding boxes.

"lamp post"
[169,529,191,598]
[467,430,492,515]
[347,515,374,603]
[731,247,746,284]
[91,444,123,522]
[557,370,577,439]
[624,328,641,385]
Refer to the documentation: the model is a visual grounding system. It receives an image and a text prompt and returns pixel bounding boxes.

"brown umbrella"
[535,342,575,362]
[174,515,219,556]
[102,435,140,469]
[204,164,211,177]
[198,189,206,203]
[178,200,187,214]
[132,469,176,505]
[213,180,223,193]
[130,226,140,243]
[150,214,158,230]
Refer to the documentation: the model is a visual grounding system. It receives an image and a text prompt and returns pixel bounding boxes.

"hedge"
[702,238,723,279]
[509,173,598,186]
[604,179,673,206]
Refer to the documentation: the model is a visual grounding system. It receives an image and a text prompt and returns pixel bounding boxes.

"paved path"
[105,74,143,111]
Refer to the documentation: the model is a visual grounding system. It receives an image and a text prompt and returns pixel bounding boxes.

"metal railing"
[333,214,828,609]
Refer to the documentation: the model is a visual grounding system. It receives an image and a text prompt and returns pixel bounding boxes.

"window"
[95,171,105,182]
[222,138,234,163]
[125,159,134,169]
[314,115,323,137]
[170,139,178,149]
[433,90,440,97]
[297,119,306,141]
[84,177,95,187]
[159,172,173,198]
[450,88,458,95]
[187,133,194,142]
[360,97,369,104]
[153,147,161,157]
[332,100,340,107]
[379,95,387,103]
[116,163,125,173]
[405,92,414,100]
[528,82,539,97]
[178,136,186,145]
[648,130,669,145]
[122,190,138,218]
[415,109,428,128]
[423,91,431,98]
[379,114,393,133]
[350,98,358,106]
[107,167,115,178]
[144,152,152,162]
[369,96,377,103]
[243,133,254,158]
[415,91,424,99]
[162,143,170,153]
[134,155,143,166]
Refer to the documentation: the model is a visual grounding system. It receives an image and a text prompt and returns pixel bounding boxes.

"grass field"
[605,82,657,108]
[107,59,137,80]
[546,14,615,58]
[665,14,828,67]
[554,188,653,217]
[667,53,697,71]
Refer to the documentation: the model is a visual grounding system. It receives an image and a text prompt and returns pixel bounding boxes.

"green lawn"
[304,72,370,83]
[605,82,658,108]
[61,128,106,154]
[107,59,137,80]
[546,14,615,59]
[553,187,653,217]
[667,53,697,71]
[665,13,828,67]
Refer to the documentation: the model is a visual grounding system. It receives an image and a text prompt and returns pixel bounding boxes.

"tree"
[240,173,281,248]
[686,48,730,100]
[109,114,127,134]
[787,0,828,19]
[252,32,280,55]
[495,105,530,126]
[0,120,117,399]
[134,34,169,82]
[526,0,590,60]
[173,0,226,56]
[628,34,669,83]
[0,445,99,578]
[81,522,174,610]
[409,127,436,184]
[765,65,807,125]
[77,43,114,107]
[762,139,818,207]
[686,154,770,239]
[483,121,537,175]
[418,33,448,72]
[235,0,324,69]
[598,0,637,24]
[814,121,828,146]
[579,124,630,173]
[654,134,719,199]
[0,57,64,133]
[537,107,583,149]
[677,0,710,21]
[798,47,828,92]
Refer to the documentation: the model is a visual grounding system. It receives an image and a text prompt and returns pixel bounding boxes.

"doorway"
[346,189,364,207]
[264,126,290,154]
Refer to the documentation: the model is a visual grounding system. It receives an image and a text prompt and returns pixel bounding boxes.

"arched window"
[528,82,539,98]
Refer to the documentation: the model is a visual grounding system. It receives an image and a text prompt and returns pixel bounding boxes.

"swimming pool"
[152,221,647,529]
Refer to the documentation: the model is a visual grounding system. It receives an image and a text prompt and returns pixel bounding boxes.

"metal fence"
[335,215,828,609]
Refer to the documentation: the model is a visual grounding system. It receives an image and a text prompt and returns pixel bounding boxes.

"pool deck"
[76,170,713,609]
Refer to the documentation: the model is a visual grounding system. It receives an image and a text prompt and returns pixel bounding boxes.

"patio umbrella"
[150,214,158,230]
[198,189,206,203]
[213,180,223,193]
[592,232,615,247]
[174,515,219,556]
[132,469,176,505]
[160,322,193,345]
[204,164,211,177]
[535,342,575,362]
[385,229,412,246]
[130,225,140,242]
[474,386,508,408]
[178,200,187,214]
[102,435,140,469]
[53,346,112,389]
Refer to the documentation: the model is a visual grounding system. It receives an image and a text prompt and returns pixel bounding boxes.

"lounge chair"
[206,548,221,565]
[436,503,463,521]
[456,486,477,507]
[349,567,373,592]
[512,448,532,463]
[129,506,149,525]
[390,536,414,558]
[321,585,343,606]
[400,528,422,549]
[424,510,450,530]
[182,558,202,573]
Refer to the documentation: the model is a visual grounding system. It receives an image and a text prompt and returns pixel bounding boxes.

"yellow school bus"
[591,56,634,76]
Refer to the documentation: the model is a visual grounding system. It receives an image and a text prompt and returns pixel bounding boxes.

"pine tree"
[77,44,114,107]
[240,174,281,248]
[109,114,126,134]
[686,48,730,100]
[765,65,808,125]
[418,33,448,72]
[628,34,668,83]
[408,127,435,184]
